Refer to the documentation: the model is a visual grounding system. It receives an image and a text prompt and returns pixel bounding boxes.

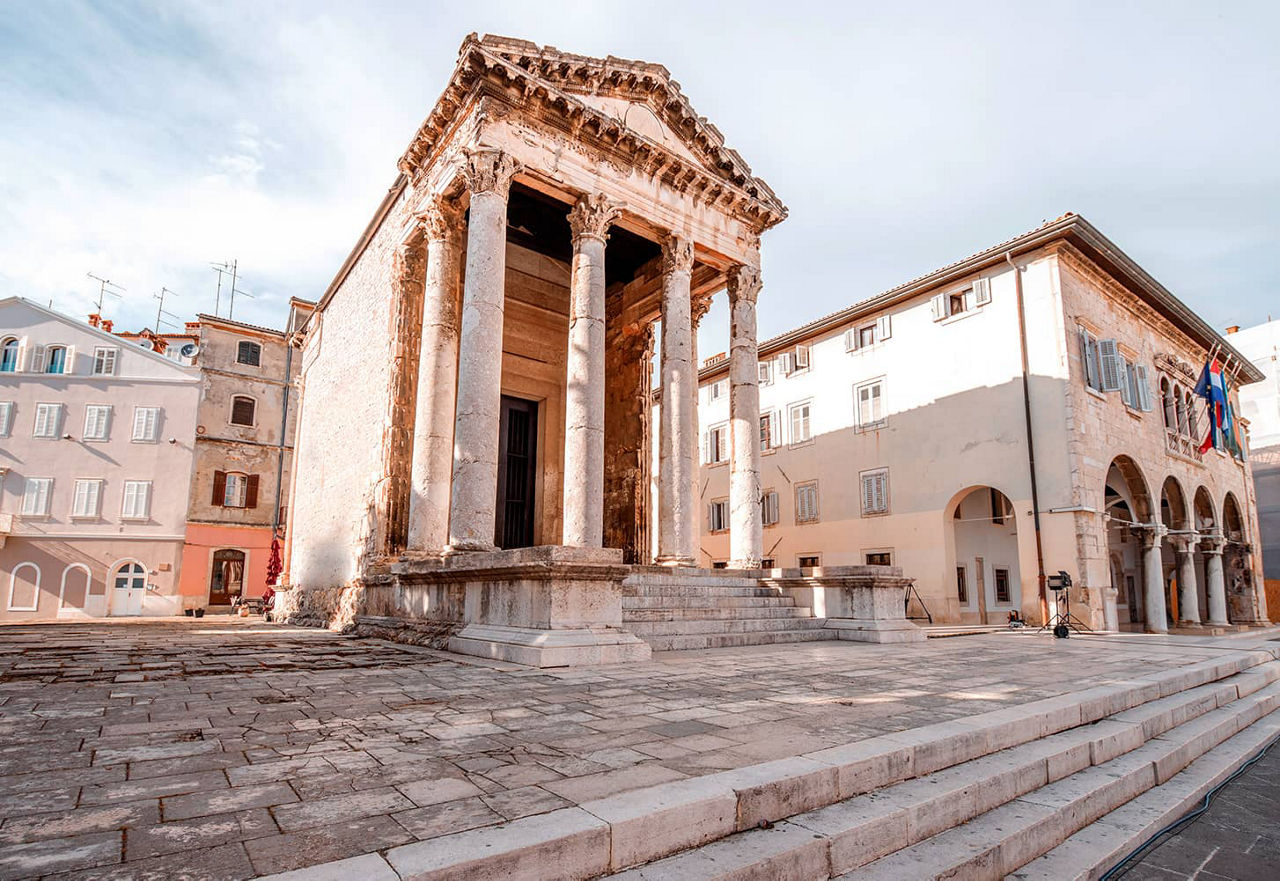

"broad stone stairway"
[621,570,834,651]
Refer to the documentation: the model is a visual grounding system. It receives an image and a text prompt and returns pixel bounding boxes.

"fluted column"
[447,148,520,553]
[407,198,464,553]
[656,235,696,565]
[562,194,621,547]
[727,265,763,569]
[1171,535,1202,626]
[1140,526,1168,633]
[1201,535,1229,625]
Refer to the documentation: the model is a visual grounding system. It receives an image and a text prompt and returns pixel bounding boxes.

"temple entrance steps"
[620,569,837,651]
[596,653,1280,881]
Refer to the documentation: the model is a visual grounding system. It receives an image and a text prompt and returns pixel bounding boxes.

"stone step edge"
[361,649,1277,880]
[599,673,1280,880]
[1007,710,1280,881]
[823,686,1280,880]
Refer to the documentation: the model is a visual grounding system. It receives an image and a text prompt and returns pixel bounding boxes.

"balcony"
[1165,430,1203,463]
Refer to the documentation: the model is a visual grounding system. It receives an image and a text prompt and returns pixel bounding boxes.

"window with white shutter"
[855,380,885,429]
[0,401,13,437]
[71,479,103,518]
[759,412,777,451]
[121,481,152,519]
[132,407,160,442]
[92,347,119,376]
[844,329,859,352]
[708,379,727,403]
[794,345,810,370]
[83,404,111,441]
[706,424,728,464]
[972,277,992,306]
[757,361,773,385]
[795,481,819,523]
[930,293,947,321]
[28,344,47,373]
[761,490,779,527]
[1078,327,1103,391]
[1097,340,1123,392]
[788,401,812,444]
[860,469,889,516]
[876,314,893,340]
[708,499,729,532]
[32,403,61,438]
[779,352,795,374]
[1135,365,1153,412]
[1119,358,1135,408]
[21,478,53,517]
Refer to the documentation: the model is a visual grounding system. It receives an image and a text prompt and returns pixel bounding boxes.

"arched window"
[8,562,41,612]
[237,341,261,367]
[1160,377,1174,430]
[1173,384,1188,436]
[230,395,256,426]
[0,338,18,372]
[45,346,66,374]
[1184,391,1198,440]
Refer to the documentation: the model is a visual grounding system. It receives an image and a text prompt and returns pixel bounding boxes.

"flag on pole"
[1194,358,1228,453]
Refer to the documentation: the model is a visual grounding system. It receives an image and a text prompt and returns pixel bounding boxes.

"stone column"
[655,235,696,565]
[562,194,621,547]
[1140,526,1168,634]
[407,198,464,553]
[447,147,520,553]
[1171,535,1202,626]
[689,292,713,551]
[727,264,763,569]
[1201,535,1229,625]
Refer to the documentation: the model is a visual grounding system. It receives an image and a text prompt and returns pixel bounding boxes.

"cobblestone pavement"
[0,620,1264,879]
[1118,729,1280,880]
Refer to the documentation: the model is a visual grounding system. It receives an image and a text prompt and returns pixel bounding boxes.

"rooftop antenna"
[86,272,125,314]
[153,287,182,333]
[228,281,255,320]
[209,259,238,317]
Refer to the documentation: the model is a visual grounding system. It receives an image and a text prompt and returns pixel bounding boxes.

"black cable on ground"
[1100,732,1280,879]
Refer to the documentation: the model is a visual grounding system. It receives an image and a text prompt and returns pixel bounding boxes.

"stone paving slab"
[0,619,1273,879]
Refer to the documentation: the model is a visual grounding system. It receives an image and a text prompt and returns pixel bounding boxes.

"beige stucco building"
[0,297,200,620]
[691,215,1269,631]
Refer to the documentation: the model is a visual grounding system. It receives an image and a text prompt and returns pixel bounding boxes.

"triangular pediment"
[399,35,786,229]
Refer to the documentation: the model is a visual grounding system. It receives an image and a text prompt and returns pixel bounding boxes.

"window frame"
[757,360,774,386]
[993,567,1012,604]
[20,478,53,518]
[32,402,62,439]
[92,346,119,376]
[71,478,104,519]
[854,378,886,431]
[761,489,780,527]
[236,340,263,367]
[706,423,729,465]
[83,404,112,442]
[224,472,249,508]
[956,565,969,604]
[7,562,41,612]
[759,410,779,452]
[0,401,13,437]
[794,480,820,524]
[860,467,890,516]
[865,550,893,566]
[131,406,160,443]
[229,395,257,427]
[797,554,822,569]
[707,498,729,533]
[788,400,813,446]
[0,338,19,373]
[121,480,153,520]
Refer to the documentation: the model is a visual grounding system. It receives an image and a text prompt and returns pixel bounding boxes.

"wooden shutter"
[14,339,27,372]
[844,329,858,352]
[62,346,75,374]
[779,352,794,374]
[245,475,260,508]
[1135,365,1153,412]
[972,278,992,306]
[1119,359,1134,407]
[930,294,947,321]
[1098,340,1122,392]
[794,345,810,368]
[29,345,46,373]
[876,315,892,340]
[212,471,227,506]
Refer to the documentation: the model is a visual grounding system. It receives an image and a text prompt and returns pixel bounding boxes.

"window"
[761,558,776,570]
[132,407,160,442]
[855,380,885,429]
[1097,339,1123,392]
[92,347,119,376]
[846,324,877,351]
[760,412,777,451]
[758,361,774,385]
[711,561,728,569]
[708,499,729,533]
[0,401,12,437]
[83,405,111,441]
[1119,360,1152,412]
[237,341,262,366]
[230,396,256,427]
[33,403,61,438]
[761,490,779,527]
[706,424,728,464]
[21,479,52,517]
[994,567,1011,603]
[956,566,969,603]
[45,346,67,373]
[121,481,152,520]
[860,468,889,516]
[0,338,18,372]
[1078,328,1103,392]
[708,379,728,403]
[866,552,892,566]
[788,401,812,444]
[8,563,40,612]
[948,293,966,316]
[71,479,103,518]
[214,471,260,509]
[798,555,821,569]
[781,345,810,375]
[795,481,819,524]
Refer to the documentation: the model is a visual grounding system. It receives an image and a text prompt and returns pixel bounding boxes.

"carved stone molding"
[462,147,520,199]
[568,193,623,244]
[726,264,762,305]
[691,292,714,328]
[661,234,694,276]
[417,197,465,242]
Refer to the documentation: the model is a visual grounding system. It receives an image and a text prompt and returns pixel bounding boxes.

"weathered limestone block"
[765,565,926,643]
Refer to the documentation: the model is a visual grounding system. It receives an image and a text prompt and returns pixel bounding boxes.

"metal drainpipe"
[1007,251,1050,624]
[272,331,294,536]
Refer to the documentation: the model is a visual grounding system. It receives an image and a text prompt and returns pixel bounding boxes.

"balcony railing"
[1166,430,1203,462]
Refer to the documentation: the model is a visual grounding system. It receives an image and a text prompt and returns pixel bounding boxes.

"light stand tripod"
[1039,571,1093,638]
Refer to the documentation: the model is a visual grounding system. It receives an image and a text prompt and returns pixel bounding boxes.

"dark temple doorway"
[496,395,538,549]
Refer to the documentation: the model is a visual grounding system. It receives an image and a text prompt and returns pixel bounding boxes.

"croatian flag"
[1194,358,1236,454]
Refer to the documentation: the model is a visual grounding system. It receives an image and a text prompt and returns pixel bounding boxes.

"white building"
[1226,317,1279,591]
[690,214,1268,631]
[0,298,200,620]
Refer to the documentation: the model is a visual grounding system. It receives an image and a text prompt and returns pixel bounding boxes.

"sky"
[1,1,1277,351]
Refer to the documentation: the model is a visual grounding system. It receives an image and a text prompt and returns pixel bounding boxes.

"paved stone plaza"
[0,620,1274,879]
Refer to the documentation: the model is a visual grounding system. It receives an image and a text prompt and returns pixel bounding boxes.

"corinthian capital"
[462,147,520,199]
[691,292,714,328]
[416,196,465,243]
[726,264,762,305]
[661,234,694,275]
[568,193,623,244]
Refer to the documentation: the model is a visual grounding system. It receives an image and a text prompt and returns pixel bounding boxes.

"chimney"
[101,319,113,333]
[1226,325,1239,335]
[88,313,101,328]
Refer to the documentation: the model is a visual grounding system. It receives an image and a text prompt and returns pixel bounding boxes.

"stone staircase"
[621,569,835,651]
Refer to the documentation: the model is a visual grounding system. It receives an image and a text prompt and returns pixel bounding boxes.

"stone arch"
[1105,455,1152,524]
[7,562,40,612]
[1193,486,1217,532]
[59,564,92,611]
[944,485,1021,624]
[1159,476,1190,530]
[1222,492,1245,542]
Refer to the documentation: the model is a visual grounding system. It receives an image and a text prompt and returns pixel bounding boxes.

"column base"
[449,623,651,668]
[824,618,927,644]
[728,558,762,570]
[444,540,498,555]
[655,555,696,567]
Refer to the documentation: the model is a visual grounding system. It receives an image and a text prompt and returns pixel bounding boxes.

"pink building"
[0,298,200,620]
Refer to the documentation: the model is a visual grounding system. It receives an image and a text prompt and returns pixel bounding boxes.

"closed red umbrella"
[266,537,282,586]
